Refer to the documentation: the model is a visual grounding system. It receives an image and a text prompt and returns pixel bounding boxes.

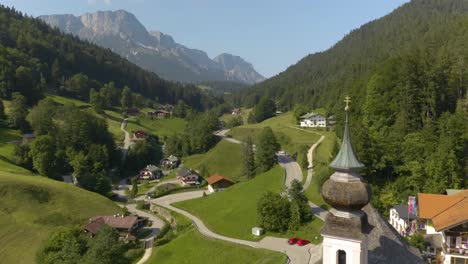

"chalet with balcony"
[148,110,171,119]
[206,175,235,193]
[299,112,327,128]
[160,155,179,169]
[84,214,148,241]
[418,190,468,264]
[139,165,162,180]
[176,168,200,186]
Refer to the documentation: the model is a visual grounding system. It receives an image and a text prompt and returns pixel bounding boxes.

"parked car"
[288,238,299,245]
[296,239,310,246]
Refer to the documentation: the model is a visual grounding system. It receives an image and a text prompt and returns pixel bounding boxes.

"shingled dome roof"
[330,111,364,170]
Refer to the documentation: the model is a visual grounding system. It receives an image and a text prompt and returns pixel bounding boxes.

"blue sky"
[2,0,409,77]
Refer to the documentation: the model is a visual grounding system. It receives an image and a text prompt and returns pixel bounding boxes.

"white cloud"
[104,0,112,5]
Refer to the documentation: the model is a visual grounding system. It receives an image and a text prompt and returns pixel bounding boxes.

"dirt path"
[120,118,131,157]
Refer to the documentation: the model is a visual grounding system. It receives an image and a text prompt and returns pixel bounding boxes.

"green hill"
[228,112,322,155]
[0,172,119,264]
[183,140,243,181]
[149,229,285,264]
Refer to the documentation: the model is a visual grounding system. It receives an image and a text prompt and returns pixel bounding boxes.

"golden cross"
[344,96,351,111]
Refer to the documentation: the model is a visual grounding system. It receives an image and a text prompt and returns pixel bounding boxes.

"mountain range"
[39,10,265,85]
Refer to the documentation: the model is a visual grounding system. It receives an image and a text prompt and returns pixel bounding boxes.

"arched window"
[337,250,346,264]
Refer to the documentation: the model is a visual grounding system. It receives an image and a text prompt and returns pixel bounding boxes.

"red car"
[296,239,310,246]
[288,238,299,245]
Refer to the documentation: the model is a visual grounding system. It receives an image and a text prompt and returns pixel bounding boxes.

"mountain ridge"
[39,10,265,85]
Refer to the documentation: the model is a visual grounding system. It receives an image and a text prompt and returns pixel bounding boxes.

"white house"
[299,112,327,128]
[389,204,418,236]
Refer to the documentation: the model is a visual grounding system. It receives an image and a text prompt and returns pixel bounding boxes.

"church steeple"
[330,96,364,170]
[321,96,370,264]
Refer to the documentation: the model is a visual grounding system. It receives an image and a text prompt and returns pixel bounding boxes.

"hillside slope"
[0,172,118,264]
[39,10,265,84]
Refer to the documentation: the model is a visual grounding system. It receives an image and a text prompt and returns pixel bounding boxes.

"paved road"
[152,191,316,264]
[277,154,303,189]
[214,129,243,144]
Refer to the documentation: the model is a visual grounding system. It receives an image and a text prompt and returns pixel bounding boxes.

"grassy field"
[175,166,284,240]
[182,140,244,181]
[149,229,286,264]
[175,165,323,243]
[0,127,34,174]
[0,171,119,264]
[220,108,253,124]
[227,112,321,156]
[126,116,186,141]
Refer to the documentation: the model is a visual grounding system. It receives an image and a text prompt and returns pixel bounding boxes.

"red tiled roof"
[418,190,468,231]
[206,175,234,185]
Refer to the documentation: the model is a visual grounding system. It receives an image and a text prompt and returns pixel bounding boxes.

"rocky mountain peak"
[39,10,264,84]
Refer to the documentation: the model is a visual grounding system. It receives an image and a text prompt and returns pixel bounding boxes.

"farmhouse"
[22,133,35,143]
[139,165,162,180]
[418,190,468,264]
[148,110,171,119]
[176,168,200,186]
[160,155,179,169]
[231,108,242,115]
[206,175,235,193]
[84,214,148,240]
[132,130,148,140]
[299,112,327,127]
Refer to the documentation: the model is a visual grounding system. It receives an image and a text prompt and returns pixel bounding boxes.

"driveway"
[277,153,303,189]
[303,135,325,190]
[152,191,318,264]
[214,129,243,144]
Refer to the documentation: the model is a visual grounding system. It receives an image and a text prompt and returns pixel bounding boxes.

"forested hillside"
[234,0,468,212]
[0,5,217,109]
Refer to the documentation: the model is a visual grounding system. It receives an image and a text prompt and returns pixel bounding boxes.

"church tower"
[321,96,370,264]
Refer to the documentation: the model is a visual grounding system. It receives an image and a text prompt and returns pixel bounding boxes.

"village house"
[206,175,235,193]
[160,155,179,169]
[299,112,327,127]
[84,214,148,241]
[22,133,35,144]
[389,204,418,236]
[132,130,148,141]
[231,108,242,115]
[139,165,162,180]
[418,190,468,264]
[176,168,200,186]
[147,110,171,119]
[123,108,140,116]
